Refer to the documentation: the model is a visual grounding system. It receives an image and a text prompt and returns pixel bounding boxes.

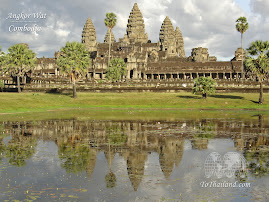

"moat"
[0,111,268,201]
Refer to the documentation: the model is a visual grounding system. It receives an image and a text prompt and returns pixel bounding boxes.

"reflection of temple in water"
[1,116,269,191]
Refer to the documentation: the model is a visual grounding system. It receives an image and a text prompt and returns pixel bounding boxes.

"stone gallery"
[36,3,244,81]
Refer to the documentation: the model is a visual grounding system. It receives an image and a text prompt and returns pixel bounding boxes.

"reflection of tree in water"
[191,120,216,150]
[5,131,37,167]
[104,124,127,188]
[0,136,5,163]
[244,134,269,177]
[58,136,97,176]
[105,171,116,188]
[106,124,127,146]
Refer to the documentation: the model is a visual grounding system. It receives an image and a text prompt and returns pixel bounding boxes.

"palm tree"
[104,13,117,67]
[245,40,269,104]
[236,17,249,77]
[56,41,91,98]
[5,44,36,93]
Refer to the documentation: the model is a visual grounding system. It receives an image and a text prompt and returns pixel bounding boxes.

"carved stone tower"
[175,27,185,57]
[120,3,148,44]
[81,18,97,52]
[104,29,116,44]
[159,16,176,56]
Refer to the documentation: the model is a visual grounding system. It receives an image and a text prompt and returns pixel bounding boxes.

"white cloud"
[0,0,268,60]
[250,0,269,19]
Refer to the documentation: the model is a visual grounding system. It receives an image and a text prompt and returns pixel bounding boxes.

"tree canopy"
[192,77,216,99]
[104,12,117,67]
[4,44,37,93]
[236,17,249,34]
[104,13,117,30]
[245,40,269,104]
[56,41,91,98]
[236,16,248,76]
[105,58,127,82]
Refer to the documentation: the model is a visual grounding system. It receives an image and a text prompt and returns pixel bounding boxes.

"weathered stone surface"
[191,47,209,62]
[234,48,246,61]
[121,3,148,44]
[104,29,116,43]
[175,27,185,57]
[82,18,97,52]
[24,3,256,82]
[159,16,176,55]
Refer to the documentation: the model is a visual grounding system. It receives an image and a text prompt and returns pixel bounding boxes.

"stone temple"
[36,3,244,80]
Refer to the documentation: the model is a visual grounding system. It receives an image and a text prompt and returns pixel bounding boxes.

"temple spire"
[159,16,176,55]
[120,3,148,43]
[175,27,185,57]
[104,29,116,44]
[82,18,97,52]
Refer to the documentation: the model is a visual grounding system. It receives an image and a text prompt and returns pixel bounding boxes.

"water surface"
[0,111,268,201]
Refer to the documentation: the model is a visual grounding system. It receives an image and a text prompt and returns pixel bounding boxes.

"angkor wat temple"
[35,3,244,80]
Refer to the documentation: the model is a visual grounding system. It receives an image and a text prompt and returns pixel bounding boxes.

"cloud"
[250,0,269,19]
[0,0,268,60]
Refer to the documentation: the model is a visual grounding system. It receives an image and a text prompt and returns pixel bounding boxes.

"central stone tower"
[120,3,148,44]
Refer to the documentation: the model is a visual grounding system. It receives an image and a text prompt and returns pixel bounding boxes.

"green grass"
[0,92,269,114]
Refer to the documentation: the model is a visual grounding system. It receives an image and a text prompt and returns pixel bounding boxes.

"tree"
[0,45,5,67]
[5,44,36,93]
[245,40,269,104]
[192,77,216,99]
[236,17,249,76]
[0,46,5,92]
[56,41,91,98]
[104,13,117,67]
[105,58,127,82]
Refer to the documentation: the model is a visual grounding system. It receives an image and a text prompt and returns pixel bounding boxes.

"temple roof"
[104,29,116,44]
[159,16,175,45]
[126,3,148,43]
[82,18,97,51]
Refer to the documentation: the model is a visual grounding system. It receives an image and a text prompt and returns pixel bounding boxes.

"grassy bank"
[0,92,269,114]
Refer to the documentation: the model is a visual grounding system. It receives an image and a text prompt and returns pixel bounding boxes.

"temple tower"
[82,18,97,52]
[104,30,116,43]
[175,27,185,57]
[159,16,176,56]
[120,3,148,44]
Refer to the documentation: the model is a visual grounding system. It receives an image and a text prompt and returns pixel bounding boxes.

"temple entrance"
[192,73,197,79]
[130,70,134,79]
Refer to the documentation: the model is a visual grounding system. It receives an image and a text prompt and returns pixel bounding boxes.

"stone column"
[134,69,138,79]
[183,73,186,80]
[127,70,130,79]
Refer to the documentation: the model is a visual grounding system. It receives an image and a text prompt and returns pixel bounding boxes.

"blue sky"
[235,0,251,13]
[0,0,268,61]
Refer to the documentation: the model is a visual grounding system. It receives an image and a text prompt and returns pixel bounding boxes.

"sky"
[0,0,268,61]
